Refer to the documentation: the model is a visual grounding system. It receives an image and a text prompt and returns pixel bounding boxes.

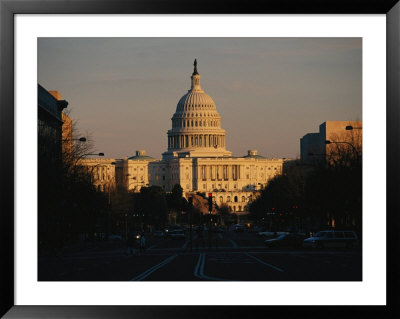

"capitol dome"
[162,60,232,160]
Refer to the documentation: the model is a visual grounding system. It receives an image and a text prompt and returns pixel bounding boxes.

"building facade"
[38,85,69,167]
[80,158,116,193]
[110,61,285,213]
[300,121,362,164]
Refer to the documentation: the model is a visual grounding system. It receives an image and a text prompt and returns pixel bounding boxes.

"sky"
[38,38,362,159]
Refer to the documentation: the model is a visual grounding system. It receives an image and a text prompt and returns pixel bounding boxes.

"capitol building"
[82,60,285,213]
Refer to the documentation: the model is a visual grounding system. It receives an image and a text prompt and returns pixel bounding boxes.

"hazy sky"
[38,38,362,159]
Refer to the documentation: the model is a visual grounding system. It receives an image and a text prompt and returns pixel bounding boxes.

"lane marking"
[194,253,203,279]
[229,240,239,248]
[245,253,284,273]
[130,254,178,281]
[182,240,190,250]
[193,253,232,281]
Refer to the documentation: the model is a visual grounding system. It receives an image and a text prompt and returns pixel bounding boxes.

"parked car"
[256,231,288,238]
[104,234,122,242]
[132,232,141,240]
[170,229,186,240]
[153,230,164,238]
[233,224,245,232]
[264,233,307,248]
[303,230,358,249]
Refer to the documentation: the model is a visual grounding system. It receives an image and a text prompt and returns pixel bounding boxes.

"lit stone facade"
[85,61,285,212]
[162,59,232,160]
[80,158,116,192]
[300,121,362,164]
[113,61,285,213]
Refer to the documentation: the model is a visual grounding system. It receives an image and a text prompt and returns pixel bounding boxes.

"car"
[256,231,288,238]
[132,232,141,240]
[264,233,307,248]
[233,224,245,232]
[303,230,358,249]
[153,230,164,238]
[108,234,122,242]
[169,229,186,240]
[211,227,224,233]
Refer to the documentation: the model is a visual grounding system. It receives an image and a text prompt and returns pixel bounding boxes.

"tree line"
[249,132,362,235]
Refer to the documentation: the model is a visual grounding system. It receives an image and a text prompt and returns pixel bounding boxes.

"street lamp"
[85,153,104,156]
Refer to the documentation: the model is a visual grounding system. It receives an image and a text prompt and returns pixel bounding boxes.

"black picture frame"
[1,0,399,318]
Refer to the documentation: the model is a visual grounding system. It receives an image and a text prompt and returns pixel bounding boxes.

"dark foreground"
[39,231,362,281]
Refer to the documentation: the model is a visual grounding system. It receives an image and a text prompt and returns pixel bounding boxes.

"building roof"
[128,150,154,161]
[242,154,266,159]
[242,150,266,159]
[128,155,155,161]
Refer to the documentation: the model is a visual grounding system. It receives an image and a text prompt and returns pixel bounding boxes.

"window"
[234,196,238,202]
[227,196,231,202]
[335,232,344,238]
[344,232,356,238]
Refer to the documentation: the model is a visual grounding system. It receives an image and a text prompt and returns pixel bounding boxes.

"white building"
[112,60,285,213]
[80,158,116,192]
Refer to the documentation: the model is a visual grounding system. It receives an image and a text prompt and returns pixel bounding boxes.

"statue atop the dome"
[193,59,199,75]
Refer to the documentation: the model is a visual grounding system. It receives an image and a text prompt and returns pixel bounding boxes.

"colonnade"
[199,164,241,181]
[168,134,226,149]
[172,119,220,128]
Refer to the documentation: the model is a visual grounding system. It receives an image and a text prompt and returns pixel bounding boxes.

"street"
[39,230,362,281]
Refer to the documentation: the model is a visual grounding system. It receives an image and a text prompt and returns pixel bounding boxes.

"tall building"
[38,85,68,168]
[300,121,362,165]
[111,60,285,213]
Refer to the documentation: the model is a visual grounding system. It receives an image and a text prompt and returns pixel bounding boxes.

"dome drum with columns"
[162,59,232,160]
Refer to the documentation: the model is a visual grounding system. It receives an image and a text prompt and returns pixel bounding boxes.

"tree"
[38,111,110,251]
[249,137,362,234]
[135,186,168,229]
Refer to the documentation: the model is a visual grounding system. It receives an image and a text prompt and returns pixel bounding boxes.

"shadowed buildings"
[300,121,362,165]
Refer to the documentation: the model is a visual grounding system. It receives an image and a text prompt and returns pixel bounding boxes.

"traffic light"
[208,193,213,212]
